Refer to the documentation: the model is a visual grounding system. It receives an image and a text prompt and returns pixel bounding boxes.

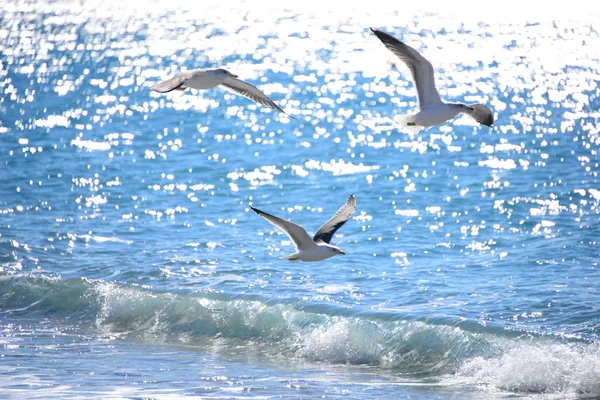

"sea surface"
[1,1,600,398]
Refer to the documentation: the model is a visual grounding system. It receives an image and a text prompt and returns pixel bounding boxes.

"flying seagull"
[151,68,291,116]
[250,195,356,262]
[371,28,494,134]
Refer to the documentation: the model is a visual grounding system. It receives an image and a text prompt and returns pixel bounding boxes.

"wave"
[1,274,599,397]
[454,343,600,397]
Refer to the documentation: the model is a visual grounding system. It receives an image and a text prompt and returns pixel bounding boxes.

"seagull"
[371,28,494,134]
[151,68,291,116]
[250,195,356,262]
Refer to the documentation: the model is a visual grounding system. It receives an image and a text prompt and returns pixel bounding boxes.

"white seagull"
[151,68,290,116]
[371,28,494,134]
[250,195,356,262]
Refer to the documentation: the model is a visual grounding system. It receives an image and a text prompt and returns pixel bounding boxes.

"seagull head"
[216,68,238,78]
[457,103,495,127]
[330,246,346,256]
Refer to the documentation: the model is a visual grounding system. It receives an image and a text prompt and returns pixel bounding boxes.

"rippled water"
[1,0,600,398]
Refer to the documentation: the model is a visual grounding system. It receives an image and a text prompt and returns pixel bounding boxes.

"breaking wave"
[1,274,599,397]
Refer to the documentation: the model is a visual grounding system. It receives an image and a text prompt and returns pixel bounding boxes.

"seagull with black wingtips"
[371,28,494,134]
[250,195,356,262]
[151,68,292,117]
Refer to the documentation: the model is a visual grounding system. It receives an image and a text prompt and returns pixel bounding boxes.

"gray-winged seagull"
[371,28,494,134]
[152,68,290,116]
[250,195,356,262]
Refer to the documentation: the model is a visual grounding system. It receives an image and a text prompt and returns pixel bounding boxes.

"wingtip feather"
[370,28,392,41]
[249,205,261,214]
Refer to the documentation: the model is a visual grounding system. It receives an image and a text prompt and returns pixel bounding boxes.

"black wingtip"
[370,28,386,37]
[349,194,357,207]
[370,28,402,46]
[282,111,297,120]
[272,104,296,119]
[250,205,269,217]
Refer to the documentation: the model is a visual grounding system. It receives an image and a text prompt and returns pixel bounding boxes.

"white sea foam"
[455,342,600,397]
[299,319,383,364]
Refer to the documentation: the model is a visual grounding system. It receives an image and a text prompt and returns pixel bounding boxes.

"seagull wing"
[151,70,199,93]
[220,77,289,116]
[371,28,442,109]
[313,195,356,244]
[250,206,317,250]
[466,104,494,127]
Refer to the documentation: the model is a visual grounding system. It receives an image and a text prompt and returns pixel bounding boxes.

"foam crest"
[456,342,600,396]
[2,275,600,397]
[91,281,292,341]
[299,318,384,364]
[0,276,480,375]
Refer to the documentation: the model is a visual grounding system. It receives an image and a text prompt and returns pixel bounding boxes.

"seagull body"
[371,28,494,134]
[250,195,356,262]
[151,68,289,115]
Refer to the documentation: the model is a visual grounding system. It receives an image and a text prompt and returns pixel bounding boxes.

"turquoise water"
[1,1,600,398]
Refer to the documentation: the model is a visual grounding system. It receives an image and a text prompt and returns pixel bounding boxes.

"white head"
[329,246,346,256]
[215,68,238,78]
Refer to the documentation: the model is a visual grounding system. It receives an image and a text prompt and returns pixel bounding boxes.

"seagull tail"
[395,114,424,135]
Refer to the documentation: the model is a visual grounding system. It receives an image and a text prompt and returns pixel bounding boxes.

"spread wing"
[371,28,442,109]
[151,70,199,93]
[313,194,356,244]
[220,77,291,116]
[250,206,317,250]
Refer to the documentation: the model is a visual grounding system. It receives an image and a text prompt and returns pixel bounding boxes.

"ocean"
[1,0,599,398]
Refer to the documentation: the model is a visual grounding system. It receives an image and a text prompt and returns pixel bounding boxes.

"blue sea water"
[1,0,600,398]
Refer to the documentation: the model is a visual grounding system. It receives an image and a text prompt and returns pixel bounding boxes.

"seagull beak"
[340,250,346,255]
[233,74,239,78]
